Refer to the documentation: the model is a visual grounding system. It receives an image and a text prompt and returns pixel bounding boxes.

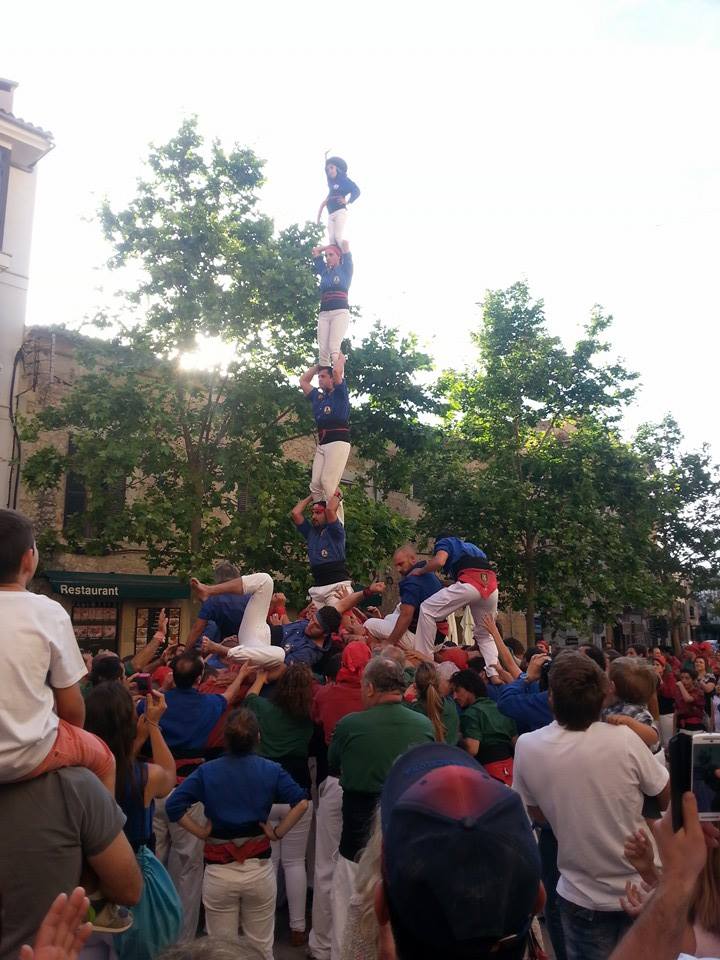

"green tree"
[416,282,720,639]
[19,120,423,598]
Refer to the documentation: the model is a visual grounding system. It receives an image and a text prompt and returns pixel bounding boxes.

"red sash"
[483,758,513,786]
[457,568,498,599]
[204,836,271,865]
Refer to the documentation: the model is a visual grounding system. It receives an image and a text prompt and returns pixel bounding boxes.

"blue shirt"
[326,173,360,213]
[495,677,552,735]
[295,518,346,567]
[309,381,350,427]
[433,537,487,578]
[165,753,306,838]
[398,562,444,631]
[273,619,332,669]
[198,594,251,640]
[314,251,354,297]
[142,687,227,755]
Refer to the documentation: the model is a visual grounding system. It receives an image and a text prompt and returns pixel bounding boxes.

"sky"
[4,0,720,454]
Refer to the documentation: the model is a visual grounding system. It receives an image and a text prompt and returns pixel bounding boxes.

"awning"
[43,570,190,601]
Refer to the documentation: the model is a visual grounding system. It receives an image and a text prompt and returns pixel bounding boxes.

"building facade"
[0,79,53,511]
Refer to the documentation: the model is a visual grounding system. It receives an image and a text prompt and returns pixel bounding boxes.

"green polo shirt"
[460,697,516,747]
[409,696,460,745]
[328,701,434,793]
[244,693,313,760]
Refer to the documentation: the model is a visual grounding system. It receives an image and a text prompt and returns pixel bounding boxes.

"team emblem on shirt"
[324,405,331,415]
[333,276,340,284]
[321,549,328,558]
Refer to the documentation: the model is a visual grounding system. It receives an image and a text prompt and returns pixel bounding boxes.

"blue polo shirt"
[309,381,350,427]
[434,537,487,579]
[144,687,227,755]
[198,594,251,640]
[296,519,346,566]
[165,753,306,839]
[398,562,444,632]
[272,619,332,669]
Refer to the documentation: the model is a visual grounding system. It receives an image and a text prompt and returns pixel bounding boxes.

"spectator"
[450,669,516,784]
[375,743,544,960]
[408,661,459,745]
[674,665,706,733]
[85,683,181,960]
[327,657,434,957]
[0,767,142,960]
[513,651,669,960]
[309,641,371,960]
[0,508,114,791]
[244,665,315,946]
[166,708,308,960]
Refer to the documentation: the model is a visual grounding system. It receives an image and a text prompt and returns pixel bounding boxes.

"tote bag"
[116,846,182,960]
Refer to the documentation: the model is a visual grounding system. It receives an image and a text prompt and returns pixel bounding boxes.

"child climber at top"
[0,508,115,790]
[317,155,360,248]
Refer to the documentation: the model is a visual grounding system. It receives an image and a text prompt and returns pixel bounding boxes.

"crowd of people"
[3,156,720,960]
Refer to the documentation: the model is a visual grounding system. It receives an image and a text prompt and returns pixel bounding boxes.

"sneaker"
[87,901,133,934]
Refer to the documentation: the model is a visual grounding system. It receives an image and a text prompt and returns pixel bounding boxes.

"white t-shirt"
[513,720,669,911]
[0,591,86,780]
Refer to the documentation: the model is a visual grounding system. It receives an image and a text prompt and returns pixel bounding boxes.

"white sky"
[5,0,720,454]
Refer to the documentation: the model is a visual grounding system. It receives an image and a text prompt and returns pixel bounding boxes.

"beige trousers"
[327,208,347,246]
[318,308,351,368]
[310,440,351,525]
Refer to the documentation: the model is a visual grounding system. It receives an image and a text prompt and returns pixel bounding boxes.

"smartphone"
[670,730,720,829]
[135,673,152,694]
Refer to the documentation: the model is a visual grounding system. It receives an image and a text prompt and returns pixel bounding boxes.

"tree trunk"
[524,536,537,645]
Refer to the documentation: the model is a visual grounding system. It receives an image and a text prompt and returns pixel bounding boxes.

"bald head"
[393,544,418,577]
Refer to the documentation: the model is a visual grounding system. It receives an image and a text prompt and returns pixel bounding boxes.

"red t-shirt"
[312,682,364,745]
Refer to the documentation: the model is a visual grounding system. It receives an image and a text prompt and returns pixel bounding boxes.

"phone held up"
[669,730,720,830]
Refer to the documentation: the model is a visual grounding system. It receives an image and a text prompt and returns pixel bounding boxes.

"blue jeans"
[537,827,567,960]
[558,896,632,960]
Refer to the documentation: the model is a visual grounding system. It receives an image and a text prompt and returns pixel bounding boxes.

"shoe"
[291,930,308,947]
[88,901,133,934]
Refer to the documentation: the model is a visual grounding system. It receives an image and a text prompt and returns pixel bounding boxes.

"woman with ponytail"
[409,662,460,745]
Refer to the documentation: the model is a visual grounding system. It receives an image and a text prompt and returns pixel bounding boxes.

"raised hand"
[20,888,92,960]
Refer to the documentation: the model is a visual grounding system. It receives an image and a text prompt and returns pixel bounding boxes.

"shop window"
[135,606,181,652]
[71,602,119,654]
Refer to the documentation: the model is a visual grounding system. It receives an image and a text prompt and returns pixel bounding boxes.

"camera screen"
[691,739,720,816]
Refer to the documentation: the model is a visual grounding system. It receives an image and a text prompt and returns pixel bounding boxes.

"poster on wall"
[135,606,181,651]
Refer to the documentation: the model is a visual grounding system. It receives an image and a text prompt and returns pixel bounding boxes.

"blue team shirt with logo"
[295,518,346,566]
[433,537,487,578]
[309,380,350,426]
[198,594,251,640]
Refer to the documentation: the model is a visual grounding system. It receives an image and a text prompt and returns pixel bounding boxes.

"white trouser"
[154,796,205,943]
[318,309,351,368]
[364,607,415,650]
[308,580,353,610]
[327,208,347,246]
[331,854,359,960]
[269,801,313,933]
[309,776,343,960]
[310,441,351,525]
[202,858,276,960]
[658,712,674,750]
[414,583,499,666]
[225,573,285,667]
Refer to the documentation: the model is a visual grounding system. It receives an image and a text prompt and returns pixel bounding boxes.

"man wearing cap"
[376,742,545,960]
[327,656,434,959]
[363,544,444,653]
[292,492,351,607]
[410,534,500,669]
[300,352,351,525]
[513,651,670,960]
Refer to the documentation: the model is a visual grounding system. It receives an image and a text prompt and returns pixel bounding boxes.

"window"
[63,438,125,539]
[0,146,9,251]
[71,602,119,653]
